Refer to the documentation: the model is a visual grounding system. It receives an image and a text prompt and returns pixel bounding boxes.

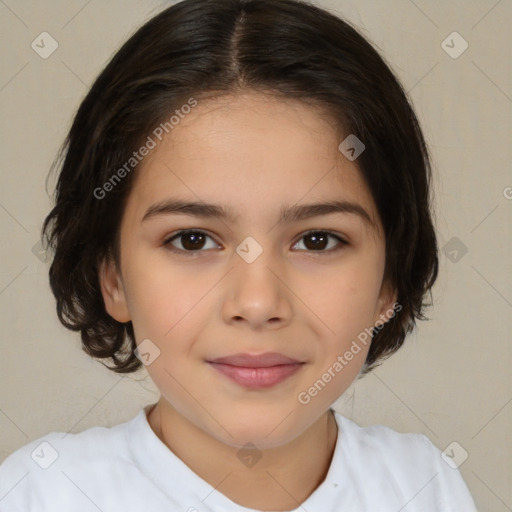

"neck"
[147,401,338,511]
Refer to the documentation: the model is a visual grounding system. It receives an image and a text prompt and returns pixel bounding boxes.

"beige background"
[0,0,510,510]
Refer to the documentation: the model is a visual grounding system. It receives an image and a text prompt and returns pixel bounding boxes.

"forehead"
[143,92,343,170]
[125,92,381,233]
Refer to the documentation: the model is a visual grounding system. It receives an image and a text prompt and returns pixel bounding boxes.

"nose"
[221,246,293,330]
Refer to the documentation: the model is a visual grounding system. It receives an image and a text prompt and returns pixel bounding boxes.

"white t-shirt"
[0,404,477,511]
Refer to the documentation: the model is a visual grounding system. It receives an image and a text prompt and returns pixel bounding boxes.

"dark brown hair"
[42,0,438,374]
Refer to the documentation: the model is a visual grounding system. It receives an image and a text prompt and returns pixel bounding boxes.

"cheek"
[300,271,376,396]
[300,259,382,336]
[296,259,381,392]
[123,254,215,342]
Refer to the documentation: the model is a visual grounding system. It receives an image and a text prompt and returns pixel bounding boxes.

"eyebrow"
[141,198,376,229]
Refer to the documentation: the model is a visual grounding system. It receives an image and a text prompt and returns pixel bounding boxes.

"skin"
[100,91,397,510]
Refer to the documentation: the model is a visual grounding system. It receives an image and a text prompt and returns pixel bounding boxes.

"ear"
[99,257,131,323]
[372,277,399,328]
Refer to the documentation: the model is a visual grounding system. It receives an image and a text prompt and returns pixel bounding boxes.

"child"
[0,0,477,510]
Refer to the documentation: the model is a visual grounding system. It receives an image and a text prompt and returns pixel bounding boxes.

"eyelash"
[162,229,348,256]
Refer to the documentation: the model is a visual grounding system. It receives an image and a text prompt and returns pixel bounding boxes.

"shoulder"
[332,412,478,511]
[0,416,133,471]
[335,413,441,477]
[0,413,139,511]
[337,413,436,457]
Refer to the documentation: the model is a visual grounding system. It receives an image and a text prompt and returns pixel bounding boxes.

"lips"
[207,352,302,368]
[206,352,305,389]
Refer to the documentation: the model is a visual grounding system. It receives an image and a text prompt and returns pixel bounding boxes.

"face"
[101,92,396,449]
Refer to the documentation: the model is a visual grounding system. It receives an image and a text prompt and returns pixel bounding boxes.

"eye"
[163,229,347,256]
[292,230,347,253]
[164,230,220,254]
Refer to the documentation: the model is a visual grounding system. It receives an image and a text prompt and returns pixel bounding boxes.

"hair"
[42,0,438,374]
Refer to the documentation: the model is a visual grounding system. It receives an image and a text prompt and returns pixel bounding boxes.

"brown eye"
[293,231,347,252]
[164,230,219,253]
[163,229,347,256]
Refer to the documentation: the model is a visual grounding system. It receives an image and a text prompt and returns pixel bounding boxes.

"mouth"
[206,352,305,389]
